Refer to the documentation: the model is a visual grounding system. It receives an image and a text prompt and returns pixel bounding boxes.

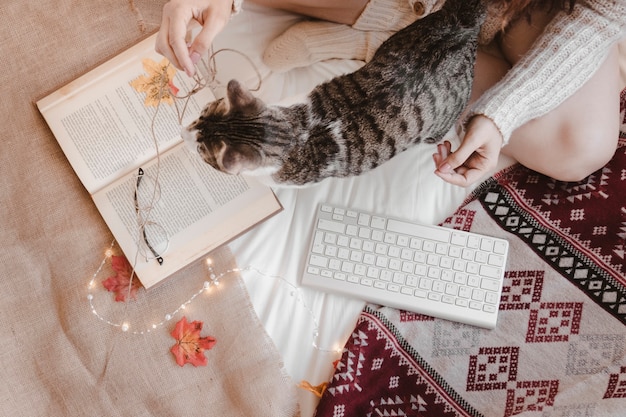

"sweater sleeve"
[467,0,626,144]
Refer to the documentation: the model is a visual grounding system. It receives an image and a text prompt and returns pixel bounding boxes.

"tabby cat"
[183,0,486,186]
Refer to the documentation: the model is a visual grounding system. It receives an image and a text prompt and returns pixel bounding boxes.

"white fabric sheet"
[211,5,507,415]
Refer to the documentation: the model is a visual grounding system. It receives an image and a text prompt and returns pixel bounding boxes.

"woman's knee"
[541,126,618,182]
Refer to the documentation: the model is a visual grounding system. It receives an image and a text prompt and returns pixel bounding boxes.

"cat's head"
[183,79,280,176]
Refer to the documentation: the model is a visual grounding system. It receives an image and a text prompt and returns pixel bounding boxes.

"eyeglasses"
[134,168,169,265]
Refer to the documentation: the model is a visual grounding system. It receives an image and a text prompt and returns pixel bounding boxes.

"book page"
[37,33,214,194]
[92,143,281,289]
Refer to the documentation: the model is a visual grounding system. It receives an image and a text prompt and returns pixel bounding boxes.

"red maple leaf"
[102,255,142,302]
[170,316,217,367]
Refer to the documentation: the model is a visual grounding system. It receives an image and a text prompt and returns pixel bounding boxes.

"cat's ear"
[219,145,262,175]
[226,79,263,112]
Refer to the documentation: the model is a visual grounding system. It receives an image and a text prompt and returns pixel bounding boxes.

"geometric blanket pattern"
[313,91,626,416]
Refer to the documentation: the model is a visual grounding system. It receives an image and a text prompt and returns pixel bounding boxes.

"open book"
[37,33,281,289]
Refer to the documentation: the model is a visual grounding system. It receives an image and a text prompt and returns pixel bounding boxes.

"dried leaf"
[129,57,177,107]
[170,316,217,367]
[102,255,142,302]
[298,380,328,398]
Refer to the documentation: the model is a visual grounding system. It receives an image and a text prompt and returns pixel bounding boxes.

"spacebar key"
[386,219,450,243]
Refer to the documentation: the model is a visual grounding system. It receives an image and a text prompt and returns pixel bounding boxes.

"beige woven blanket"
[0,1,298,415]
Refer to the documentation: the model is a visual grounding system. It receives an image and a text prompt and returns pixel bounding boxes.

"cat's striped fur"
[184,0,486,186]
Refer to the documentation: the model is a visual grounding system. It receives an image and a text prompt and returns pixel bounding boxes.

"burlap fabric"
[0,1,298,416]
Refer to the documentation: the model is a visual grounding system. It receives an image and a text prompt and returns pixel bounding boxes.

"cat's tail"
[440,0,487,28]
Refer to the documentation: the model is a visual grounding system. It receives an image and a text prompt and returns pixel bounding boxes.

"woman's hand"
[156,0,234,77]
[433,115,504,187]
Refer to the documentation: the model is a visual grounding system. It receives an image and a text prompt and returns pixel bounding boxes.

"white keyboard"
[301,204,509,329]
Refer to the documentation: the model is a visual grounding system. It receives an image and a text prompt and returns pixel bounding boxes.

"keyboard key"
[389,259,401,270]
[445,283,458,296]
[387,219,450,242]
[384,233,397,244]
[451,232,467,246]
[393,272,406,284]
[483,304,498,313]
[467,275,480,287]
[318,219,344,233]
[380,270,393,282]
[458,286,472,299]
[467,235,481,249]
[334,272,347,281]
[480,265,502,279]
[410,238,422,250]
[387,284,400,293]
[374,281,387,290]
[401,287,413,295]
[406,275,418,287]
[432,281,446,293]
[428,293,442,302]
[485,291,499,305]
[349,238,363,250]
[367,266,379,279]
[309,255,328,268]
[414,289,427,298]
[488,254,505,267]
[371,216,386,229]
[493,241,507,255]
[480,278,501,292]
[472,288,485,301]
[341,262,354,274]
[350,251,363,262]
[480,238,493,252]
[442,295,455,304]
[328,259,341,270]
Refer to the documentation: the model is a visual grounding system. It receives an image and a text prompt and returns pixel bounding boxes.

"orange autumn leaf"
[170,316,217,367]
[129,57,178,107]
[102,255,143,302]
[298,380,328,398]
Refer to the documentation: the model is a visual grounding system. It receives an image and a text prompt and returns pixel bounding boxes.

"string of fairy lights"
[87,242,343,354]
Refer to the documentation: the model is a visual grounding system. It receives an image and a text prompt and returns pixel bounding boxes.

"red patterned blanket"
[314,91,626,416]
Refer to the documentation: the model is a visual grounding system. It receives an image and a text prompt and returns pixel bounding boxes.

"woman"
[156,0,625,186]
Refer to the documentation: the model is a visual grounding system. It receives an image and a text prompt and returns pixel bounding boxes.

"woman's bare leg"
[493,11,621,182]
[502,46,620,181]
[249,0,369,24]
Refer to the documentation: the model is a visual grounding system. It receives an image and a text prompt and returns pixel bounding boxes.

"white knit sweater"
[469,0,626,144]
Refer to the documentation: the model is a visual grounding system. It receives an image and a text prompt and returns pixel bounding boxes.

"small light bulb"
[121,323,130,332]
[105,249,114,258]
[203,281,211,290]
